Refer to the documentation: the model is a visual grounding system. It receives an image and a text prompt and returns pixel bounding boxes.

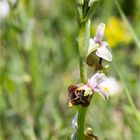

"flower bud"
[77,0,84,6]
[84,127,99,140]
[88,0,98,7]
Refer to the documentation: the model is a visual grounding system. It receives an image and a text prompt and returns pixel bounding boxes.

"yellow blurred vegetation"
[106,17,132,47]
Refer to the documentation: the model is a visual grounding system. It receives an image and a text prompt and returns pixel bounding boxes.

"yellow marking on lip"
[69,102,73,107]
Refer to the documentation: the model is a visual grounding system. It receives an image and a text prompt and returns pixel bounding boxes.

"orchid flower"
[87,73,109,100]
[87,23,112,61]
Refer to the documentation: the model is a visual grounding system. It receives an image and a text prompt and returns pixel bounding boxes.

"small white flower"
[88,23,112,61]
[0,0,10,19]
[87,73,109,100]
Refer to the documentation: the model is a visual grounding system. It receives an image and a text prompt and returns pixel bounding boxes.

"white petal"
[96,46,112,61]
[95,23,105,43]
[99,77,123,96]
[87,38,99,55]
[94,88,108,100]
[89,38,96,50]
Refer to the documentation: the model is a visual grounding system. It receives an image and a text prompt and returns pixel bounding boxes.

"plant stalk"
[77,20,90,140]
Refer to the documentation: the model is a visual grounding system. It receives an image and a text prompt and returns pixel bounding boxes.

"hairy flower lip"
[68,84,93,107]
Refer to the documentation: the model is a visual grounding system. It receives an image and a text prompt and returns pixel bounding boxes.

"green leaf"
[115,0,140,50]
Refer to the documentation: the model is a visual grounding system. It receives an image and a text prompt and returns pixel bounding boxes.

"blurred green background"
[0,0,140,140]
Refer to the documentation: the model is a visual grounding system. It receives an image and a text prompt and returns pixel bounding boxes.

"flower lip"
[68,85,78,94]
[68,84,93,107]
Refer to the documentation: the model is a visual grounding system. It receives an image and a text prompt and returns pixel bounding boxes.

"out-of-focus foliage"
[106,16,132,47]
[0,0,140,140]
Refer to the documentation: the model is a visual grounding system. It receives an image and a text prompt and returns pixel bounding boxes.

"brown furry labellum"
[68,84,93,107]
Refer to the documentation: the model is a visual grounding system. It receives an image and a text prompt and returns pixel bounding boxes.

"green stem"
[79,55,87,83]
[77,20,90,140]
[77,107,87,140]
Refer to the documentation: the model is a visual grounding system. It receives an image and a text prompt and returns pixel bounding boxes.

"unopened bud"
[88,0,98,7]
[77,0,84,6]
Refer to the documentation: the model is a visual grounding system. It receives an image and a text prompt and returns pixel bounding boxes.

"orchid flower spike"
[87,73,110,100]
[87,23,112,62]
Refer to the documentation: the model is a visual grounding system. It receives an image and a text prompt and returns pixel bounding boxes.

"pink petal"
[88,73,106,89]
[101,41,108,48]
[95,23,105,43]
